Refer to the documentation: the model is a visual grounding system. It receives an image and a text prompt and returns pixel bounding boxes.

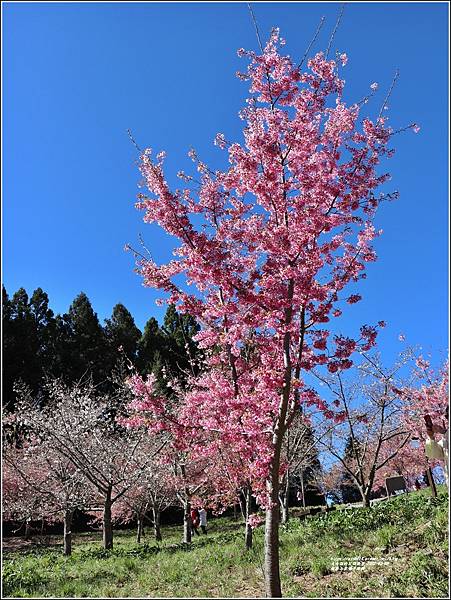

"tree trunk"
[264,302,294,598]
[363,476,375,508]
[425,466,437,497]
[239,492,246,520]
[356,481,371,508]
[63,510,73,556]
[183,499,192,544]
[281,472,290,524]
[152,507,162,541]
[233,502,237,521]
[281,498,288,525]
[103,488,113,550]
[245,520,253,550]
[136,516,143,544]
[24,520,31,540]
[300,468,306,508]
[244,485,253,550]
[264,449,282,598]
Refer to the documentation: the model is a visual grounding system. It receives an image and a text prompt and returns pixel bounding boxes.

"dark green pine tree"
[29,287,57,378]
[2,285,17,409]
[61,292,109,386]
[161,304,200,384]
[297,424,325,506]
[148,351,168,398]
[104,303,142,368]
[137,316,164,376]
[50,313,74,381]
[2,287,57,409]
[136,305,201,397]
[339,436,363,503]
[2,285,12,319]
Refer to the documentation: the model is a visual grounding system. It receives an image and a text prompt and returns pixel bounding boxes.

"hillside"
[2,488,448,598]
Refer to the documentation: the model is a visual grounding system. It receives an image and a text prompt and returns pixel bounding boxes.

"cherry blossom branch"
[325,3,346,60]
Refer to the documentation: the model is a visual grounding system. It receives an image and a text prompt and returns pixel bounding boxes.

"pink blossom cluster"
[247,513,264,529]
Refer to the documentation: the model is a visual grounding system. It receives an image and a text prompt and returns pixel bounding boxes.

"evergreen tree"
[339,436,363,503]
[283,418,324,509]
[161,304,200,385]
[2,285,12,319]
[104,303,141,368]
[50,313,74,381]
[294,423,324,506]
[62,292,109,386]
[2,285,16,409]
[2,287,49,409]
[137,316,164,376]
[10,287,30,321]
[29,288,57,378]
[137,305,201,397]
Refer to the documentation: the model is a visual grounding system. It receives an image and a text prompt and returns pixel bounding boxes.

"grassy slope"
[2,488,448,598]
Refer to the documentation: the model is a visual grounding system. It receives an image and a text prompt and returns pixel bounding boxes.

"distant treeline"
[2,285,200,410]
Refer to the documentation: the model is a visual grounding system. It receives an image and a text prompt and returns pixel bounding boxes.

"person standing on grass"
[296,489,303,505]
[424,406,449,487]
[190,507,200,536]
[199,507,207,534]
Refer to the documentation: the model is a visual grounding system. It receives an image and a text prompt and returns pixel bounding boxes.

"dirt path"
[2,533,102,553]
[2,536,54,552]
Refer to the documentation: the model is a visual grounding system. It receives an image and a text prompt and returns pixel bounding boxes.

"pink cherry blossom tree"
[112,437,176,543]
[127,21,417,596]
[168,450,207,544]
[125,362,270,550]
[13,379,160,550]
[313,462,343,504]
[398,357,448,440]
[3,440,90,555]
[372,434,428,492]
[394,357,449,487]
[2,457,45,541]
[123,366,210,545]
[191,425,261,550]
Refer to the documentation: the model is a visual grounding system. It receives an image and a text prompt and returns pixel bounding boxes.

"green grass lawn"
[2,488,448,598]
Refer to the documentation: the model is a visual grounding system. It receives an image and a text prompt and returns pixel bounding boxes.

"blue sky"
[3,2,448,368]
